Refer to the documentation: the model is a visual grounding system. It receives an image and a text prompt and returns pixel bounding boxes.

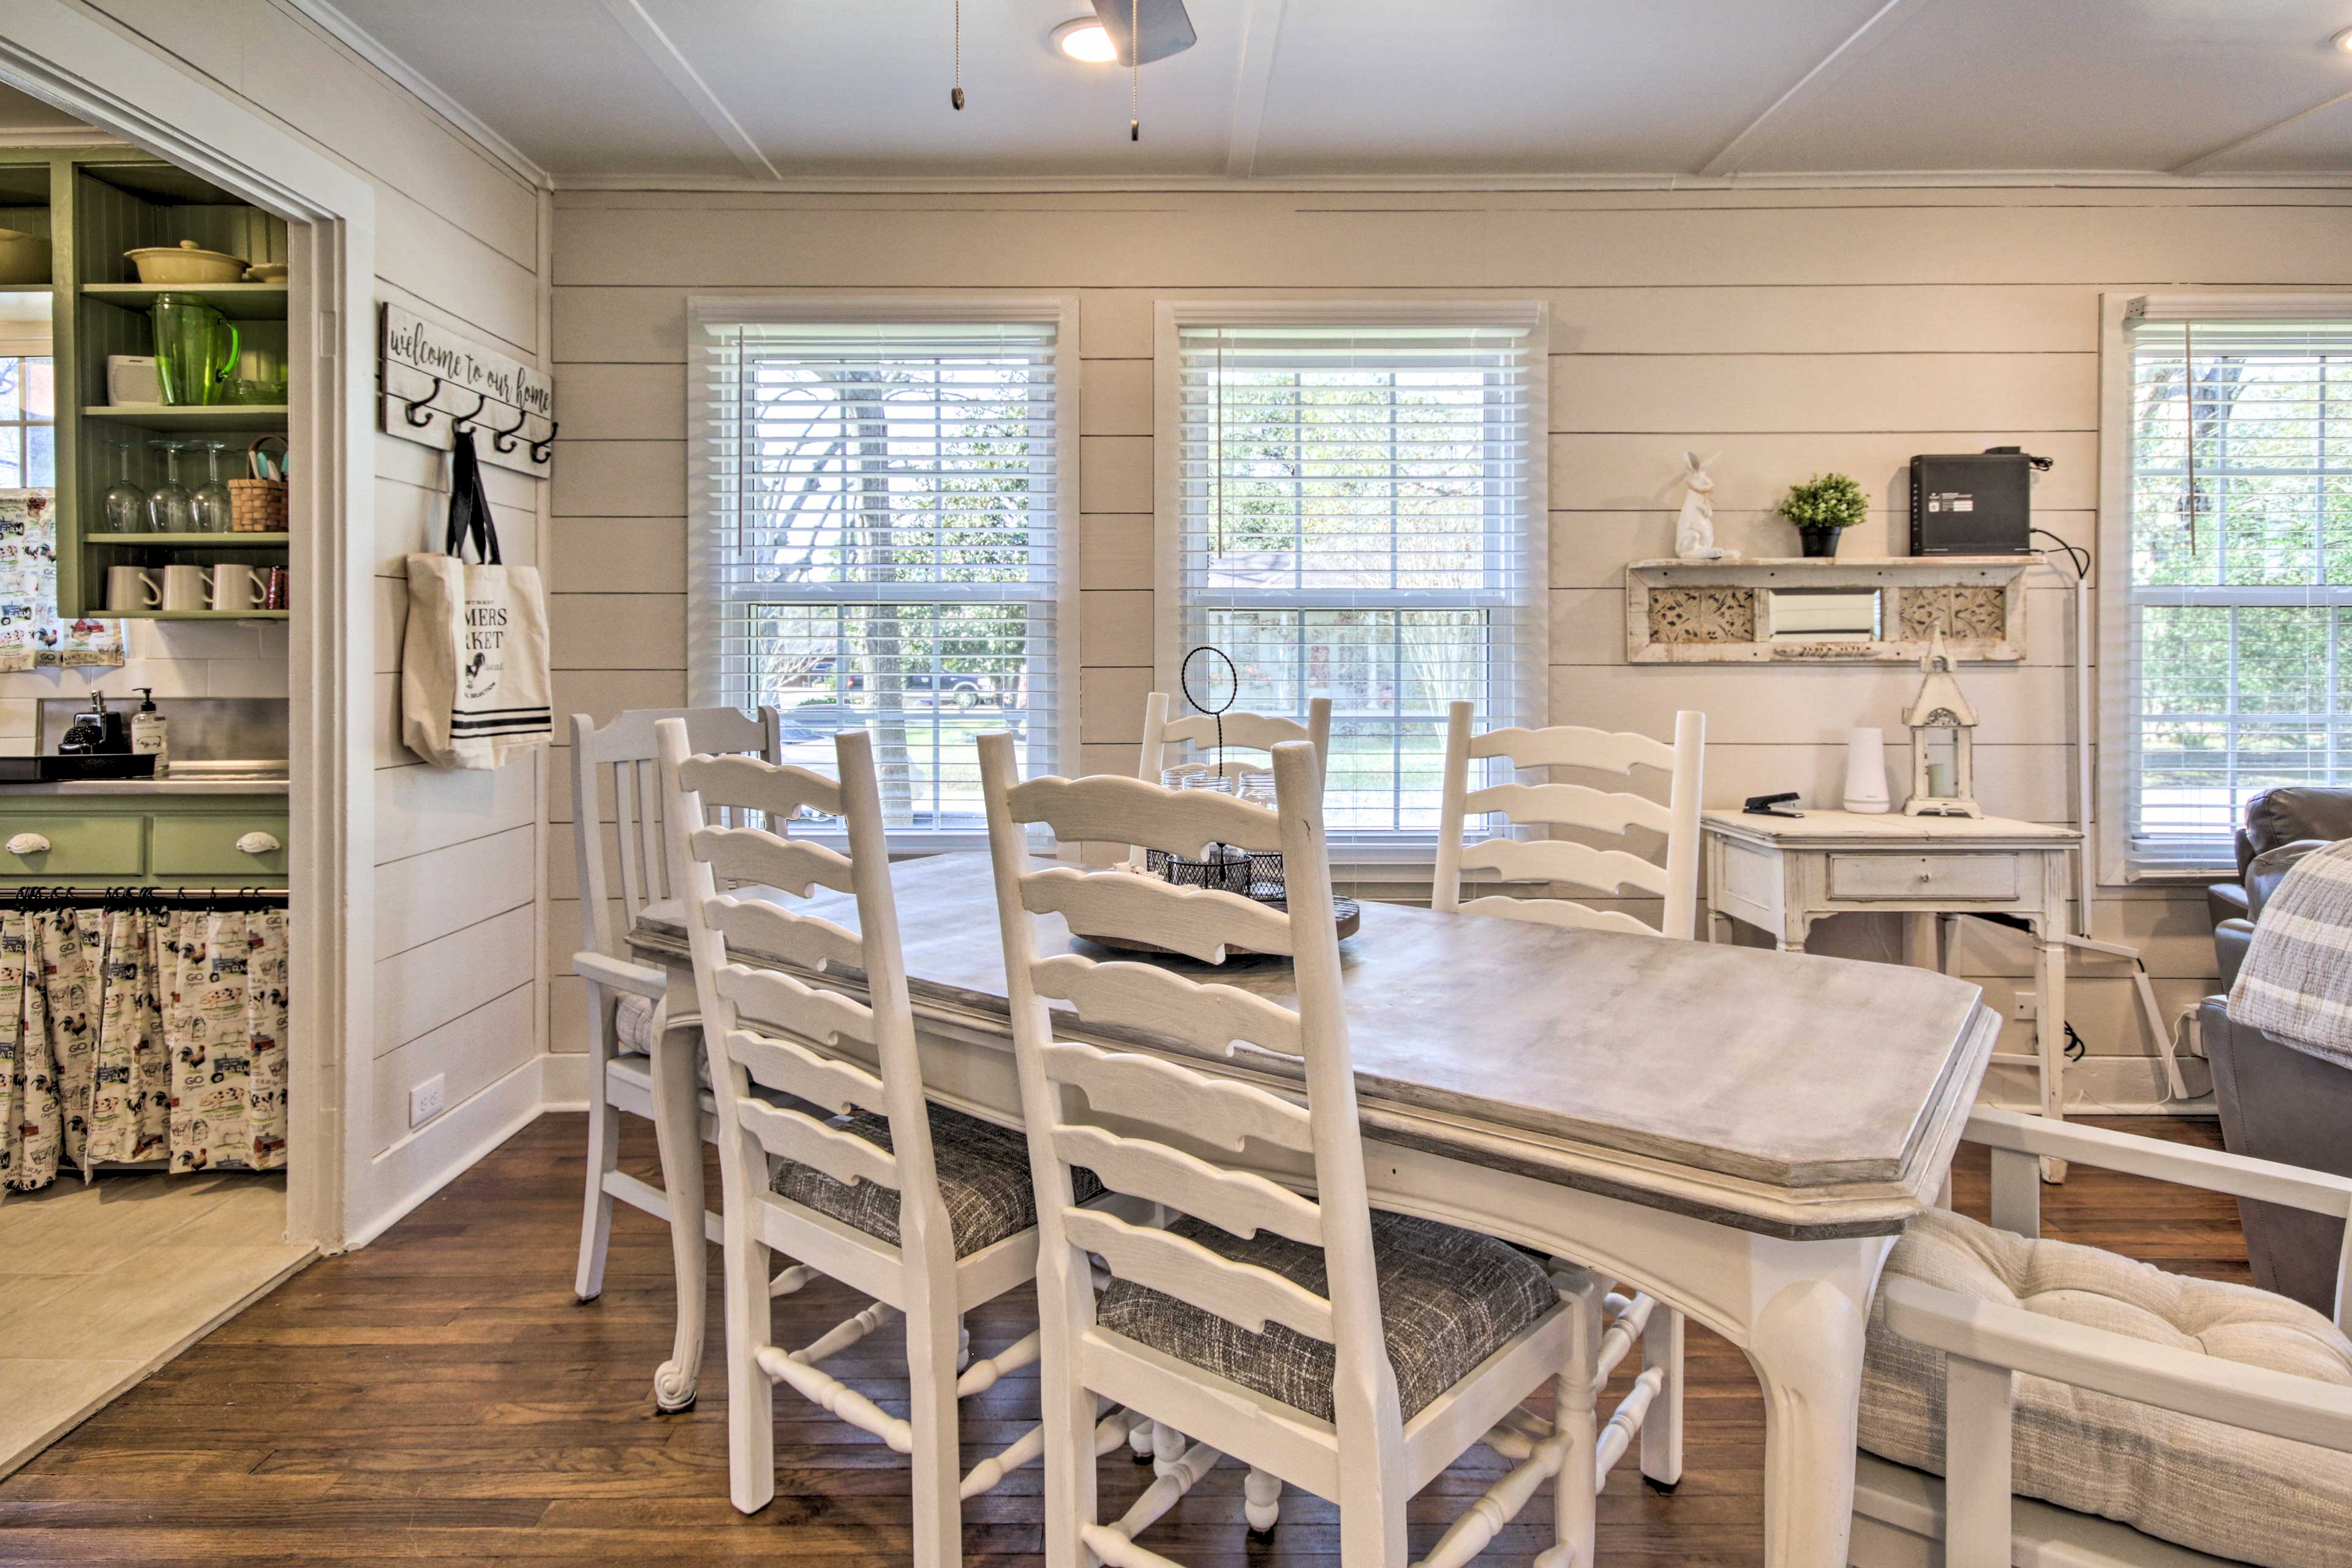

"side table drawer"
[1828,853,2018,901]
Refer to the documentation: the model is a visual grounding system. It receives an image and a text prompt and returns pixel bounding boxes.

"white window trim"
[2095,288,2352,886]
[684,291,1082,850]
[1150,299,1551,865]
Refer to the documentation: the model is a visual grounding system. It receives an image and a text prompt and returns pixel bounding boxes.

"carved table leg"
[1748,1275,1870,1568]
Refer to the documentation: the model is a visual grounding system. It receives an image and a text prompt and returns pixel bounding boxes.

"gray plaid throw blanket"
[2229,838,2352,1070]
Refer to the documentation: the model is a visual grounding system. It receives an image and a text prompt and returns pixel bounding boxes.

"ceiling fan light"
[1052,18,1119,64]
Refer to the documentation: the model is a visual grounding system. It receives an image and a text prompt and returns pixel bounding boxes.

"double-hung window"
[0,353,54,488]
[688,299,1077,843]
[1158,304,1547,854]
[2110,295,2352,877]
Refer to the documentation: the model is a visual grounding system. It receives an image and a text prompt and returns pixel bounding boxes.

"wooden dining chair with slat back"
[569,704,782,1413]
[1137,690,1332,786]
[658,719,1111,1561]
[1431,699,1706,1498]
[979,731,1611,1568]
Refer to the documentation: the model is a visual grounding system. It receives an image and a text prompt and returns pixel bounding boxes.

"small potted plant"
[1777,472,1869,558]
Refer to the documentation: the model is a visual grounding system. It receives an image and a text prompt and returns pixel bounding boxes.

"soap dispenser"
[130,687,168,775]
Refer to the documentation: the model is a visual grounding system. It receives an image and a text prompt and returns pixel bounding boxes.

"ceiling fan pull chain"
[1130,0,1140,140]
[952,0,965,110]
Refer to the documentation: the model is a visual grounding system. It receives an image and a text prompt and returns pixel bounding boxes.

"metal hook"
[448,388,489,436]
[400,374,443,427]
[527,420,559,465]
[490,402,532,453]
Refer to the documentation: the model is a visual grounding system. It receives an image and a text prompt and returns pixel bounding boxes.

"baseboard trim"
[538,1049,589,1110]
[1979,1052,2216,1117]
[347,1054,549,1248]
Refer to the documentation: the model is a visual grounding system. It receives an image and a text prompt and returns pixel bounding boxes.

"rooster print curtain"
[0,908,288,1191]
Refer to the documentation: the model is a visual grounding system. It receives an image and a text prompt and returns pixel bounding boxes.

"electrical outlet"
[2007,991,2037,1022]
[409,1073,447,1128]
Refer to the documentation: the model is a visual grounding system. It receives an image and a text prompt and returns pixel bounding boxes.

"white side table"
[1703,808,2081,1180]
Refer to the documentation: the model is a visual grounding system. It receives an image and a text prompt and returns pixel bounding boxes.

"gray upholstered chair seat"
[614,991,657,1054]
[1860,1207,2352,1568]
[770,1105,1102,1258]
[1096,1212,1560,1423]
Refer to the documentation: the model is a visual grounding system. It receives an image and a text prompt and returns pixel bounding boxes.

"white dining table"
[628,850,1999,1567]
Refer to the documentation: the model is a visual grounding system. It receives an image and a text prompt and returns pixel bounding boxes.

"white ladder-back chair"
[570,704,782,1412]
[1431,701,1705,1498]
[1853,1108,2352,1568]
[658,721,1081,1560]
[1433,703,1705,941]
[980,733,1622,1568]
[1137,689,1332,785]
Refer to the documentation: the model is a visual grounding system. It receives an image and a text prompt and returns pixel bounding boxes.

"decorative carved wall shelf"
[1624,556,2030,664]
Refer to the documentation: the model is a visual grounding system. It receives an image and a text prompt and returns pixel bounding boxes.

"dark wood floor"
[0,1112,2245,1565]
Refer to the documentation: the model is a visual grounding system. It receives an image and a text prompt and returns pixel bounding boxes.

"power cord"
[2031,526,2089,581]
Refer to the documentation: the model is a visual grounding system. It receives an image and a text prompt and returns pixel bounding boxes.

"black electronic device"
[1742,792,1804,819]
[1909,447,2049,556]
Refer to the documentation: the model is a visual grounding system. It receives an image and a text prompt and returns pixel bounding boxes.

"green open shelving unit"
[1,147,292,622]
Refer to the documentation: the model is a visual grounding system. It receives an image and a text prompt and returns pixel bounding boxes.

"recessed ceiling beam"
[1695,0,1929,179]
[2173,84,2352,175]
[1224,0,1286,179]
[597,0,778,182]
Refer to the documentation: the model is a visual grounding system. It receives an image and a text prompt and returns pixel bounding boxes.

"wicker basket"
[230,435,288,532]
[227,477,286,532]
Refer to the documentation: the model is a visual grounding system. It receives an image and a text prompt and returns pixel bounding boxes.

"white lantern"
[1901,628,1981,818]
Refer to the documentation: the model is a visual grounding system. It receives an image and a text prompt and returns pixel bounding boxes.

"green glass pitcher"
[149,293,239,406]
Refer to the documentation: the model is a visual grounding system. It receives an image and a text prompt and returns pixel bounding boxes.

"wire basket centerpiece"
[1081,647,1360,959]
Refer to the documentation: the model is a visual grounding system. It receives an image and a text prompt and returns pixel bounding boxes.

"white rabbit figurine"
[1673,450,1738,561]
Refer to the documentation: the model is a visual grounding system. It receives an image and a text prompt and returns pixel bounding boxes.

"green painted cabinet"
[0,793,286,887]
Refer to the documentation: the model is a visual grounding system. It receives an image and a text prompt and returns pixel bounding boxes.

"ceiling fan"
[952,0,1196,138]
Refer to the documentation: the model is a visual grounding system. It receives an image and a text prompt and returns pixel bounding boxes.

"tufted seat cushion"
[1860,1207,2352,1568]
[770,1106,1102,1259]
[1096,1212,1559,1423]
[614,992,657,1054]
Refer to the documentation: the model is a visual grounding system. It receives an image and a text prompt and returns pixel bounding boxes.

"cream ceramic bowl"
[0,228,50,287]
[244,263,288,283]
[125,239,248,285]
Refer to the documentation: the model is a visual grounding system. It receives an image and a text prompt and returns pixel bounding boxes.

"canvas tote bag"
[401,431,552,769]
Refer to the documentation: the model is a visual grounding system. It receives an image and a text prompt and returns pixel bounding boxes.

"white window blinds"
[1168,315,1546,848]
[2122,310,2352,874]
[688,306,1070,839]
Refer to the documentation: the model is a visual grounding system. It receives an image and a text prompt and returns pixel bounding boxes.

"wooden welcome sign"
[379,303,556,478]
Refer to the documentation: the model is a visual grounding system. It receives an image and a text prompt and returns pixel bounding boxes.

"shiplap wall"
[547,185,2352,1096]
[83,1,552,1214]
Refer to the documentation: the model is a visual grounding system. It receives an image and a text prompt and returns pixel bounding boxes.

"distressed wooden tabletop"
[633,851,2000,1238]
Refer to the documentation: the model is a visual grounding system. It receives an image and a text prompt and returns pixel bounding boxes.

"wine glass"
[146,440,195,533]
[192,440,234,533]
[99,440,145,533]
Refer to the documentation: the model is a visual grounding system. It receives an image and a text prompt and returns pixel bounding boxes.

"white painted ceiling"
[312,0,2352,182]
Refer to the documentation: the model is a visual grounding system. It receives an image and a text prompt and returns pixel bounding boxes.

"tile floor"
[0,1169,310,1477]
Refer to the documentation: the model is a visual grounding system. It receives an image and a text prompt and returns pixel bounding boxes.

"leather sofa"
[2201,837,2351,1316]
[2207,785,2352,925]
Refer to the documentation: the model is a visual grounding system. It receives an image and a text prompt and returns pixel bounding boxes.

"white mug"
[160,563,209,612]
[105,565,160,612]
[207,563,267,612]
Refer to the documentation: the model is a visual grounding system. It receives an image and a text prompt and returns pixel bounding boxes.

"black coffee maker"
[58,690,130,755]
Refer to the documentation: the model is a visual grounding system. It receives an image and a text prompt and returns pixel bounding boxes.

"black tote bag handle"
[442,429,503,564]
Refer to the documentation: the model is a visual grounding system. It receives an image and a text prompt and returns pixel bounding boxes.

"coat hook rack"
[490,403,531,453]
[401,374,444,427]
[381,303,556,478]
[448,388,488,436]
